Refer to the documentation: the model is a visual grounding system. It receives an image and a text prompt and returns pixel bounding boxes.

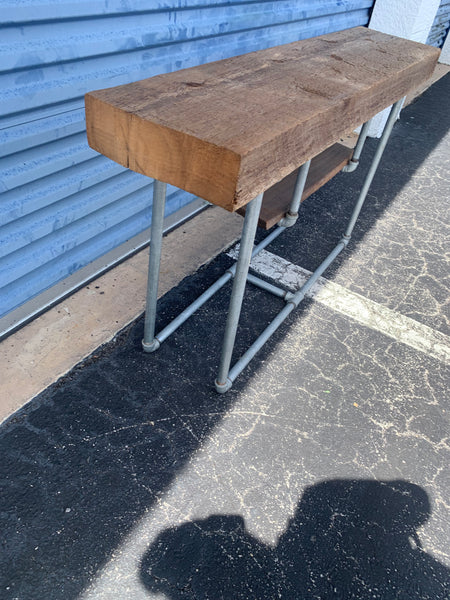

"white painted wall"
[367,0,441,136]
[370,0,441,42]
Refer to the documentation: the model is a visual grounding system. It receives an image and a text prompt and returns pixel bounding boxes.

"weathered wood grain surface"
[85,27,439,212]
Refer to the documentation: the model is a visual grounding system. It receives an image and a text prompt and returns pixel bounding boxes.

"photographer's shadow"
[140,479,450,599]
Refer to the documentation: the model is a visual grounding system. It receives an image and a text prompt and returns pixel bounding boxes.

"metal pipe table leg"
[278,159,311,227]
[344,99,404,241]
[142,180,167,353]
[342,119,372,172]
[226,236,349,386]
[215,193,263,393]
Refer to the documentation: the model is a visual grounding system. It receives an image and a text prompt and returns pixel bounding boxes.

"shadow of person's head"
[141,479,449,599]
[279,479,438,598]
[281,478,430,551]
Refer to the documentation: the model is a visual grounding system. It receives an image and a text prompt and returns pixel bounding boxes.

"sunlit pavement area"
[1,75,449,600]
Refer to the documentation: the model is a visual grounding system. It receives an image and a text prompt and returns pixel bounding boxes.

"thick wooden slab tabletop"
[85,27,439,212]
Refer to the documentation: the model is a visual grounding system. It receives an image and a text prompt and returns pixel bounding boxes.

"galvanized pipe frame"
[142,179,167,353]
[219,99,404,391]
[141,213,286,352]
[341,119,372,172]
[344,99,403,239]
[278,159,312,227]
[142,99,404,393]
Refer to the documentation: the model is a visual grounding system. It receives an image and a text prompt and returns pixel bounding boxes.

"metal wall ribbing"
[427,0,450,47]
[0,0,374,335]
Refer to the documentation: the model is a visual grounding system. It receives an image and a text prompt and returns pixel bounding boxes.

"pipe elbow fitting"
[342,158,359,173]
[278,211,298,228]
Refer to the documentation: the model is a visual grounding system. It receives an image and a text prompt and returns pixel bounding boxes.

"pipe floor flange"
[142,338,161,353]
[214,378,233,394]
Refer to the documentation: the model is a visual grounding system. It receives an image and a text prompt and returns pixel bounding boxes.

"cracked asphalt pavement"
[1,75,449,599]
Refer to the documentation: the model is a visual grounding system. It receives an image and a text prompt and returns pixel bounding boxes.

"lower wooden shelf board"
[238,142,354,230]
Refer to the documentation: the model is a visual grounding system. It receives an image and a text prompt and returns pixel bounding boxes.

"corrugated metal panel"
[0,0,375,334]
[427,0,450,47]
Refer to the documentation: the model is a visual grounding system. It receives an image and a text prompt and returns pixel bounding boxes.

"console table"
[85,27,439,392]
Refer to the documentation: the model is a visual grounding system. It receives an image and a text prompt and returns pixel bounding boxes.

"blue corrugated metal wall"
[427,0,450,47]
[0,0,374,331]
